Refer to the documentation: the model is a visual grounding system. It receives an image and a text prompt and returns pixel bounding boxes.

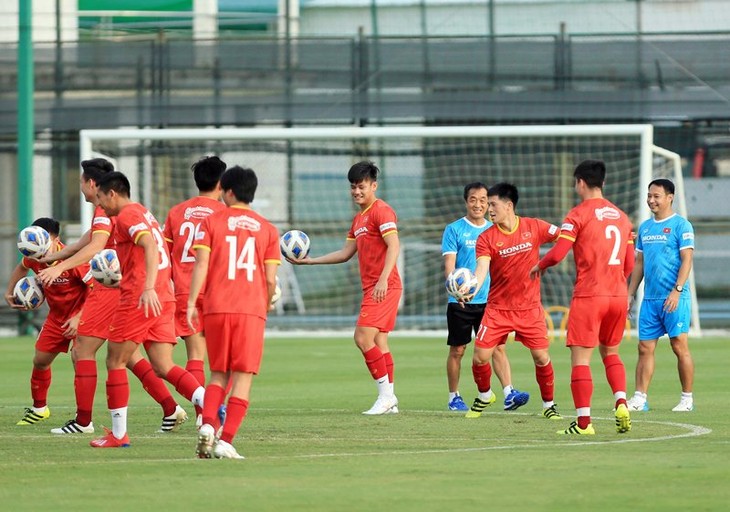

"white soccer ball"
[13,276,45,310]
[270,276,282,306]
[90,249,122,287]
[280,230,310,260]
[17,226,51,260]
[445,267,478,301]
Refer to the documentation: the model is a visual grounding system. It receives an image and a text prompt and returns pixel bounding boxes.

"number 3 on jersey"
[225,235,256,281]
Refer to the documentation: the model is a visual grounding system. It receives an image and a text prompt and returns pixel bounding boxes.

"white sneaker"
[213,439,245,459]
[50,419,95,434]
[672,397,694,412]
[362,395,398,415]
[627,395,649,412]
[196,424,215,458]
[159,405,188,433]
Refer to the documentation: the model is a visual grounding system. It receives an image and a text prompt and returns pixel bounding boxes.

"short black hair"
[574,159,606,189]
[97,171,131,198]
[81,158,115,184]
[487,182,519,208]
[191,156,226,192]
[649,178,675,195]
[347,161,379,183]
[463,182,488,201]
[32,217,60,237]
[220,165,258,204]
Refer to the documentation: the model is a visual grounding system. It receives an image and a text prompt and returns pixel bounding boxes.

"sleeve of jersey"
[441,225,457,255]
[378,208,398,238]
[475,232,490,261]
[191,217,212,252]
[679,220,695,250]
[538,236,573,270]
[91,214,113,237]
[264,226,282,264]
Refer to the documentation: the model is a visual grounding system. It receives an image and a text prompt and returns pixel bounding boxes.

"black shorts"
[446,302,486,346]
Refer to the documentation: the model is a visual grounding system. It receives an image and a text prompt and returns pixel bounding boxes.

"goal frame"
[79,124,701,335]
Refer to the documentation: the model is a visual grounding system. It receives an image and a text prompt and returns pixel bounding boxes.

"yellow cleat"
[615,403,632,433]
[16,407,50,426]
[464,393,496,418]
[543,404,562,420]
[558,421,596,435]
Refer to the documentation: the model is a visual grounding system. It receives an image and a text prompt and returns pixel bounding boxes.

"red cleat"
[90,427,130,448]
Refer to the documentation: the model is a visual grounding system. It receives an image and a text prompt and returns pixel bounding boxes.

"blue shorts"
[638,298,691,341]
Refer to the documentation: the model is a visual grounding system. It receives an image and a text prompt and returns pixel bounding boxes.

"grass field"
[1,332,728,511]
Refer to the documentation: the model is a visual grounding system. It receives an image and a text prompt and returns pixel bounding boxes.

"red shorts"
[77,285,120,339]
[566,296,628,348]
[174,294,204,338]
[475,306,549,350]
[203,313,265,374]
[108,301,177,345]
[35,314,75,354]
[356,287,401,332]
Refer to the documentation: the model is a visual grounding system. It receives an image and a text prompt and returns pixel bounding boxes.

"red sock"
[31,367,52,409]
[202,384,225,430]
[106,368,129,410]
[535,361,555,402]
[219,396,249,445]
[166,365,202,403]
[185,359,206,387]
[363,346,387,380]
[383,352,394,383]
[603,354,627,408]
[74,360,97,426]
[472,362,492,393]
[131,359,177,417]
[571,365,592,428]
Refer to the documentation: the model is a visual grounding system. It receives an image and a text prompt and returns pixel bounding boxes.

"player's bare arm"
[664,248,693,313]
[137,232,162,318]
[61,310,83,338]
[443,253,456,278]
[187,247,210,330]
[4,263,30,310]
[40,229,92,264]
[289,239,357,266]
[372,233,399,302]
[464,256,490,305]
[627,251,645,314]
[38,230,109,286]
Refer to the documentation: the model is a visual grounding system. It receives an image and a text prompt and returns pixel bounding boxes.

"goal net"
[80,125,701,334]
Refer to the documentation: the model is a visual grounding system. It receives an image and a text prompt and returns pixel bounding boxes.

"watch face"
[676,285,683,292]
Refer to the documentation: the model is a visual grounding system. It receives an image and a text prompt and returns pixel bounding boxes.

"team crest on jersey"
[128,222,148,237]
[227,215,261,232]
[184,206,214,220]
[663,227,671,234]
[522,231,532,239]
[594,207,621,221]
[496,241,504,247]
[93,216,111,226]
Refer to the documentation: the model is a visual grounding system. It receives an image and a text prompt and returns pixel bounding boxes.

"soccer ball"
[90,249,122,287]
[445,267,478,301]
[280,230,310,260]
[17,226,51,259]
[13,276,45,310]
[270,276,282,306]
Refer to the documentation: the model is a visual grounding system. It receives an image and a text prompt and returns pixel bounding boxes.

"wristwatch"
[674,284,684,292]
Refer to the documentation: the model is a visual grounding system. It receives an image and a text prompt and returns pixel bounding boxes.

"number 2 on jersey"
[225,235,256,281]
[605,225,622,265]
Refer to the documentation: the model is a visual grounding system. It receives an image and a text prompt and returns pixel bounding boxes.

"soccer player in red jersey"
[38,159,187,435]
[290,161,402,415]
[464,183,563,422]
[530,159,635,435]
[187,165,280,459]
[163,156,227,423]
[4,218,90,426]
[89,171,205,448]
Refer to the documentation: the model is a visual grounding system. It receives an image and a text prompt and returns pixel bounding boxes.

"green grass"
[1,333,729,511]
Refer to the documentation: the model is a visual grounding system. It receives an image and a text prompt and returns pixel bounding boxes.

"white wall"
[0,0,77,43]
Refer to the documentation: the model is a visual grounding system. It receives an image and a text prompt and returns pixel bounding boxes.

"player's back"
[195,206,280,318]
[163,196,226,295]
[564,198,632,297]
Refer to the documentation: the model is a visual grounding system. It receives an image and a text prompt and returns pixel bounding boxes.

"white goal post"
[79,124,701,335]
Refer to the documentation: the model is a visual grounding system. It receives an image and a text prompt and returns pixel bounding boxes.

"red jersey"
[91,205,116,250]
[193,205,280,318]
[558,198,633,298]
[23,241,90,320]
[112,202,174,305]
[476,216,559,310]
[162,196,226,296]
[346,199,402,292]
